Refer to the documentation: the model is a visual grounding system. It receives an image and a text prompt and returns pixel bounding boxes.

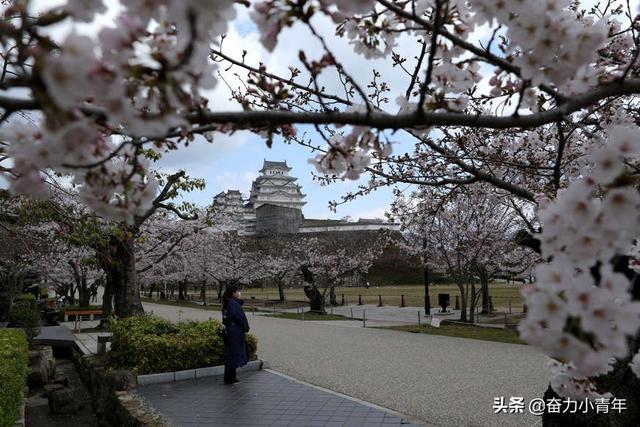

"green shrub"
[246,334,258,361]
[0,329,29,427]
[108,316,258,375]
[13,294,36,304]
[9,294,40,341]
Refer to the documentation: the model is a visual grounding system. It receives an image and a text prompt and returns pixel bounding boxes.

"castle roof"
[260,160,291,173]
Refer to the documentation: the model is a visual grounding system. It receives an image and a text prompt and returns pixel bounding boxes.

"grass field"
[385,323,526,345]
[239,283,526,312]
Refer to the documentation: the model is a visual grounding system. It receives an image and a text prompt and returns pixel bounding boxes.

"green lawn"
[267,312,350,321]
[238,283,525,312]
[385,323,526,345]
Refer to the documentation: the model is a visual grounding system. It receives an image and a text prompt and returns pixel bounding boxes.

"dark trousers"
[224,365,236,383]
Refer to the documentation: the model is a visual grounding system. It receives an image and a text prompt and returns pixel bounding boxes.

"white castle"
[212,160,399,236]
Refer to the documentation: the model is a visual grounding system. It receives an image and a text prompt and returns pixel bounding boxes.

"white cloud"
[212,171,258,196]
[154,131,251,177]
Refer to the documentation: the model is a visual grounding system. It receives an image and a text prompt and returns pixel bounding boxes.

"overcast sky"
[10,0,640,220]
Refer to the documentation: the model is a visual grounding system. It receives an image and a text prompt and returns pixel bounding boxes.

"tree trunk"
[69,260,90,306]
[277,281,286,302]
[457,280,467,322]
[424,263,431,315]
[479,268,490,315]
[178,280,187,301]
[329,285,337,306]
[109,235,144,318]
[301,266,325,313]
[217,282,223,301]
[101,279,113,315]
[469,280,476,324]
[304,284,325,313]
[78,273,90,307]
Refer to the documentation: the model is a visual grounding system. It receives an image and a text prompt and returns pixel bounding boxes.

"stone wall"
[72,351,166,427]
[255,204,303,235]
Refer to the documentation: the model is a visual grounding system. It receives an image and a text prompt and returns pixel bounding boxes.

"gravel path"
[144,302,547,427]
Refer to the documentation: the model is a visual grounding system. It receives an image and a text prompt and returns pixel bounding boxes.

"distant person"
[221,284,250,385]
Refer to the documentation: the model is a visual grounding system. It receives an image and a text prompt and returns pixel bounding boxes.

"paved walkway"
[137,369,423,427]
[281,305,459,326]
[144,303,548,427]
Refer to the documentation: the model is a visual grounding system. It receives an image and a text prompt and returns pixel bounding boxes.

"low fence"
[142,293,526,328]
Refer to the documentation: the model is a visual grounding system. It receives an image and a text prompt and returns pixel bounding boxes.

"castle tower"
[211,190,254,235]
[248,160,306,210]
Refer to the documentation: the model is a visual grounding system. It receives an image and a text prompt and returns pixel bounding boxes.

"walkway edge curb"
[264,369,430,426]
[137,359,267,386]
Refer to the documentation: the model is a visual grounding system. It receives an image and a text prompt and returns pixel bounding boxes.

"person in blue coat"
[221,284,250,385]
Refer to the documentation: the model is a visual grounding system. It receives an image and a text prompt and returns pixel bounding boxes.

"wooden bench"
[63,310,103,322]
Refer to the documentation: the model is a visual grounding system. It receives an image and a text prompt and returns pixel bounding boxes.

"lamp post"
[423,235,431,316]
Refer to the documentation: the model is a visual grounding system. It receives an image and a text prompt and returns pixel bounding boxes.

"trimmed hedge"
[108,316,258,375]
[9,294,40,341]
[0,329,29,427]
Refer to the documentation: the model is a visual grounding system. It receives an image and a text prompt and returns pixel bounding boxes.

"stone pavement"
[144,302,548,427]
[59,321,111,355]
[136,369,424,427]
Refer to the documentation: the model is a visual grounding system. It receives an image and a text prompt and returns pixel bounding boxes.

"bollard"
[378,295,383,307]
[350,307,354,319]
[508,299,512,314]
[489,296,494,312]
[331,306,334,315]
[418,311,421,325]
[455,295,460,310]
[363,310,366,328]
[358,295,363,305]
[400,295,406,308]
[341,294,345,306]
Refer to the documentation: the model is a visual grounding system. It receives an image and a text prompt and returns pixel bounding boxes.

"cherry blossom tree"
[250,233,308,302]
[394,184,538,321]
[2,0,640,419]
[300,230,394,313]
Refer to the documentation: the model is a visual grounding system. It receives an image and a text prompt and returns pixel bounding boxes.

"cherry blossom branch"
[405,38,428,99]
[185,79,640,131]
[553,121,567,191]
[376,0,565,102]
[210,48,353,106]
[417,0,446,112]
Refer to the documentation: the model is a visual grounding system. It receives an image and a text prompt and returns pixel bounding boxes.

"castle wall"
[255,204,303,235]
[298,224,400,233]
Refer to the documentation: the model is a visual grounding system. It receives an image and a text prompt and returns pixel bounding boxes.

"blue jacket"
[222,298,250,368]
